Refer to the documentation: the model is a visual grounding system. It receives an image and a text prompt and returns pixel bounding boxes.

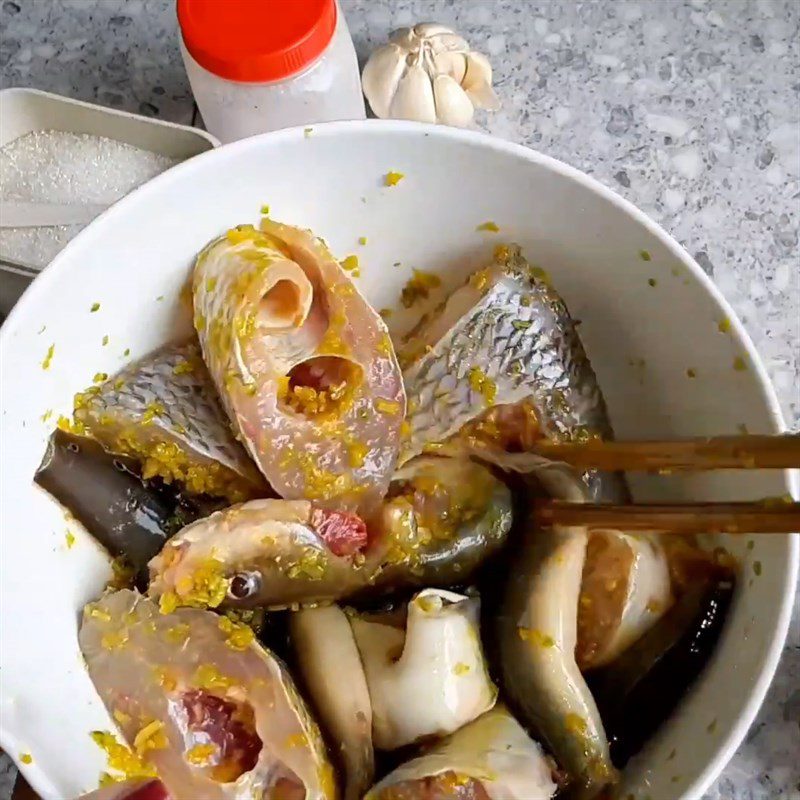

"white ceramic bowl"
[0,121,796,800]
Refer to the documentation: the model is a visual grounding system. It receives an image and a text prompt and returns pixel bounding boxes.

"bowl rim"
[1,119,797,800]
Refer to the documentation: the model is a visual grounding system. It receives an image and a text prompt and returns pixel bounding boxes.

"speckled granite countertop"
[1,0,797,798]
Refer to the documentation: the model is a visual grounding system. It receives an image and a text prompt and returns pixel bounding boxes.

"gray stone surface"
[1,0,797,798]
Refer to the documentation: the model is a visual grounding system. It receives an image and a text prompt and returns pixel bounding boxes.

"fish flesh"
[350,589,496,750]
[192,220,405,514]
[400,244,623,502]
[496,473,616,799]
[576,530,672,671]
[71,342,264,502]
[148,499,369,611]
[35,429,218,578]
[365,706,557,800]
[290,606,374,800]
[149,459,512,612]
[79,589,336,798]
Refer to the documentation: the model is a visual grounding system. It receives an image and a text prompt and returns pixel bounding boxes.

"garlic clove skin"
[392,24,467,53]
[389,63,437,123]
[389,26,420,50]
[432,51,468,85]
[433,74,474,127]
[423,32,470,55]
[412,23,457,38]
[361,43,407,119]
[463,51,501,110]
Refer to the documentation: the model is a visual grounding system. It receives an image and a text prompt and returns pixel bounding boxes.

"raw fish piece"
[350,589,496,750]
[148,499,369,611]
[290,606,374,800]
[401,244,623,502]
[366,706,557,800]
[35,430,215,577]
[192,220,405,514]
[72,342,264,502]
[496,474,616,799]
[149,459,512,611]
[576,530,672,670]
[79,589,336,799]
[366,456,513,593]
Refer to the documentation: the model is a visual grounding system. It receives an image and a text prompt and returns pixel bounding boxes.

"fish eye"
[228,571,261,600]
[67,442,80,453]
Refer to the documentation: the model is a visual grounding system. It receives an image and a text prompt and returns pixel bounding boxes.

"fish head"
[148,499,368,610]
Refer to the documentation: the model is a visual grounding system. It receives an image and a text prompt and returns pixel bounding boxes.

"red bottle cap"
[177,0,337,83]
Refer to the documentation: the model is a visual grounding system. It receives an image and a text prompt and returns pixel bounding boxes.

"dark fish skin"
[495,506,615,800]
[401,244,626,502]
[35,430,216,578]
[363,457,514,597]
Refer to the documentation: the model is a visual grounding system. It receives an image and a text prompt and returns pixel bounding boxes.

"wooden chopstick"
[535,500,800,534]
[529,434,800,472]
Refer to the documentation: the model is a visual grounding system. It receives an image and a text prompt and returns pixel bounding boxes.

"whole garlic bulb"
[362,23,500,127]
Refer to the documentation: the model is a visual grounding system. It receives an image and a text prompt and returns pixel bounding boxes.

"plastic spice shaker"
[177,0,366,143]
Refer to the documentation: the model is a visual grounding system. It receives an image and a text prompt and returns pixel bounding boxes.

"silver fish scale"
[404,252,618,498]
[79,343,257,481]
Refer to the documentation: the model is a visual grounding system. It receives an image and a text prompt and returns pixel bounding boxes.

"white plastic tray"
[0,88,218,317]
[0,87,217,158]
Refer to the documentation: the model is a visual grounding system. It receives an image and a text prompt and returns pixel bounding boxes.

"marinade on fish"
[576,530,672,671]
[400,244,624,502]
[70,342,265,503]
[366,457,513,593]
[365,706,558,800]
[192,220,406,514]
[79,589,336,798]
[148,459,512,611]
[35,429,217,577]
[496,474,617,800]
[148,498,369,611]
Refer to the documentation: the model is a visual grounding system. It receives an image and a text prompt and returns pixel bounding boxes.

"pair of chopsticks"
[531,434,800,534]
